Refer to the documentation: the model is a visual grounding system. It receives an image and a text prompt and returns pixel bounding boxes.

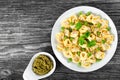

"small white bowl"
[23,52,56,80]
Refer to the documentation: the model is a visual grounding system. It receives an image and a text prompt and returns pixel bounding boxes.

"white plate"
[51,6,118,72]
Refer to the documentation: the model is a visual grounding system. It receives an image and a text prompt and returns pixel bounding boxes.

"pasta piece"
[70,25,75,29]
[70,30,79,38]
[79,14,87,21]
[68,15,78,23]
[81,60,91,68]
[96,37,101,42]
[80,52,88,61]
[64,29,70,37]
[86,14,94,22]
[95,51,105,59]
[88,34,96,41]
[101,29,110,35]
[72,55,80,63]
[62,50,72,58]
[101,43,110,51]
[101,19,108,28]
[61,19,70,28]
[89,45,98,52]
[63,39,72,47]
[105,35,114,44]
[72,37,78,44]
[92,15,102,25]
[92,15,100,21]
[91,26,99,34]
[79,44,87,48]
[88,55,96,63]
[71,46,80,52]
[56,32,64,43]
[79,25,90,34]
[57,44,64,52]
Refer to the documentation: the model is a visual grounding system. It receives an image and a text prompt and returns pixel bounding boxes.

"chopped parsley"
[69,28,72,32]
[65,47,68,51]
[75,22,82,30]
[81,48,85,51]
[78,11,83,16]
[97,31,101,36]
[67,58,72,62]
[102,39,106,44]
[83,31,91,38]
[88,52,92,57]
[96,59,101,62]
[77,52,81,56]
[64,36,68,40]
[78,36,85,45]
[97,22,102,28]
[70,37,74,41]
[87,40,96,47]
[78,62,81,66]
[86,11,91,16]
[70,22,74,25]
[106,27,111,31]
[61,27,65,31]
[97,47,101,51]
[84,21,93,26]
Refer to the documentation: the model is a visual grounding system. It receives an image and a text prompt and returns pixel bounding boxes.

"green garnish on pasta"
[78,62,81,66]
[78,11,83,16]
[84,21,93,26]
[78,37,85,45]
[56,11,114,68]
[102,39,106,44]
[77,52,81,56]
[67,58,72,62]
[65,47,68,51]
[81,48,85,51]
[88,52,92,57]
[70,22,74,25]
[97,31,101,36]
[97,22,102,28]
[75,22,82,30]
[83,31,90,38]
[97,47,101,51]
[64,36,68,40]
[106,27,111,31]
[61,27,65,31]
[70,37,74,41]
[87,40,96,47]
[86,11,91,16]
[68,28,72,32]
[96,59,101,62]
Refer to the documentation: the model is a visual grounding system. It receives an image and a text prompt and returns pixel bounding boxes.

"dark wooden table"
[0,0,120,80]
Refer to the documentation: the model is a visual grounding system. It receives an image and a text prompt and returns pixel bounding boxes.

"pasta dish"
[55,11,114,68]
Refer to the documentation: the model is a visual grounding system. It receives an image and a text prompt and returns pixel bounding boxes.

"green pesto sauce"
[32,54,53,75]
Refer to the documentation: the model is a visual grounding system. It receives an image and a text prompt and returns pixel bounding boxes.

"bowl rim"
[33,52,56,76]
[23,52,56,80]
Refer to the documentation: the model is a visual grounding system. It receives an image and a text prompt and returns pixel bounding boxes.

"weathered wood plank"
[0,0,120,80]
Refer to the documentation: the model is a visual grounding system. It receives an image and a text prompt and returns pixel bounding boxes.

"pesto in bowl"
[32,54,53,75]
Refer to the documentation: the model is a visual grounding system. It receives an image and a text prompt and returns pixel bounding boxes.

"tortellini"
[56,11,114,68]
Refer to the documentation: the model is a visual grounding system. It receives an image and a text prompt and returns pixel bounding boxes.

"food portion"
[32,54,53,75]
[56,11,114,68]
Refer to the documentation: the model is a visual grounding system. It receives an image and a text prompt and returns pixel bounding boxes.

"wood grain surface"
[0,0,120,80]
